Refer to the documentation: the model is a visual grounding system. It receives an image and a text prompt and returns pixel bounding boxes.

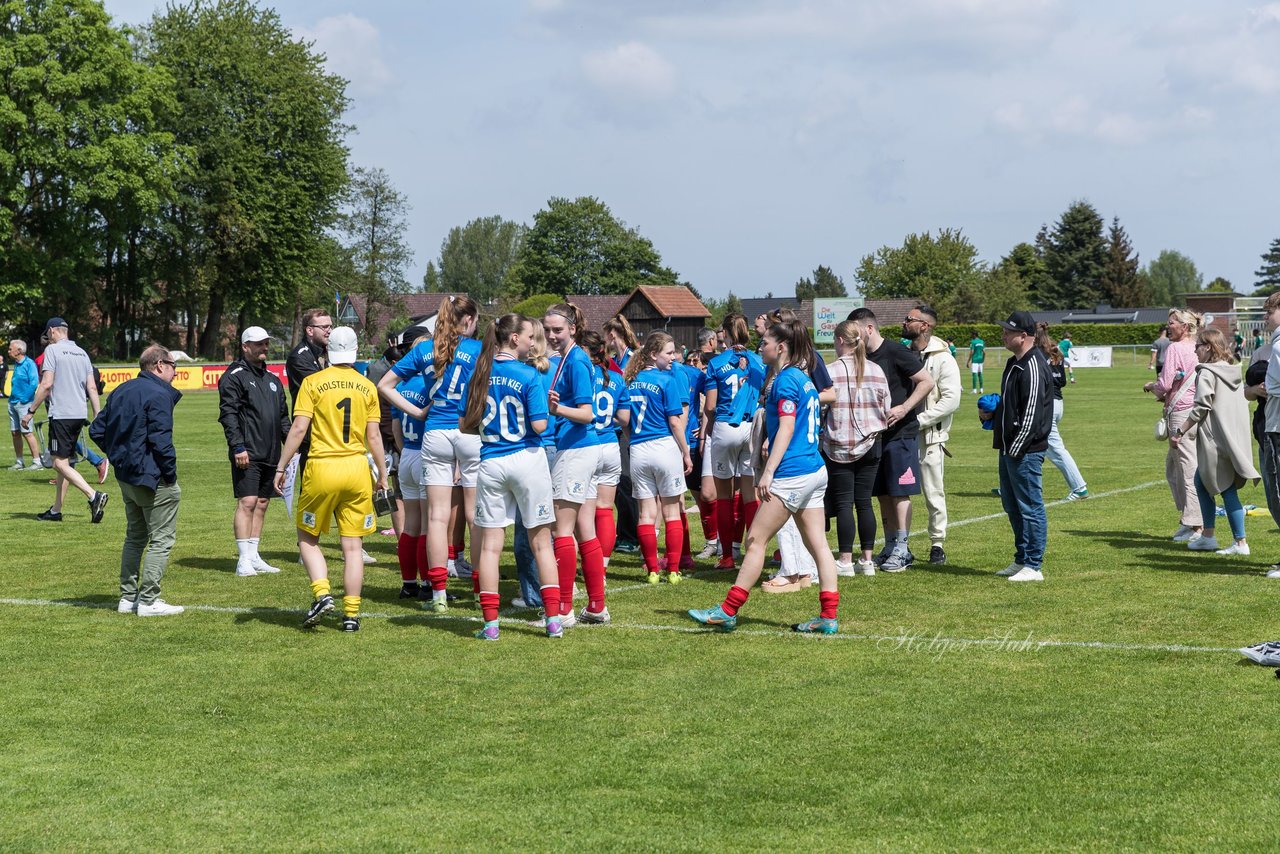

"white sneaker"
[535,611,578,629]
[117,596,136,614]
[995,563,1021,577]
[835,559,857,577]
[137,599,185,616]
[1171,525,1197,543]
[251,556,281,574]
[26,461,44,471]
[1008,567,1044,582]
[1188,536,1220,551]
[578,606,611,624]
[511,597,530,609]
[1216,542,1250,556]
[8,461,24,471]
[1266,566,1280,579]
[362,549,377,564]
[855,559,877,576]
[235,561,258,577]
[696,540,720,560]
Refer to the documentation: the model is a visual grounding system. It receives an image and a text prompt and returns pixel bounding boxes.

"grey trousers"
[119,481,181,604]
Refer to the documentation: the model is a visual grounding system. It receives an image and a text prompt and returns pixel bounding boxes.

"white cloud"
[581,42,677,100]
[297,14,393,99]
[992,97,1149,145]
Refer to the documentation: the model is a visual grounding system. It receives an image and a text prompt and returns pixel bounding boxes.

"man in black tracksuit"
[219,326,291,576]
[991,311,1053,582]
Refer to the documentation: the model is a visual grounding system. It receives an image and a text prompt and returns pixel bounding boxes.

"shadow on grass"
[1132,551,1261,576]
[951,491,1004,499]
[52,594,116,609]
[910,562,989,577]
[175,556,235,573]
[653,608,793,632]
[1063,529,1171,547]
[233,607,308,629]
[386,613,491,639]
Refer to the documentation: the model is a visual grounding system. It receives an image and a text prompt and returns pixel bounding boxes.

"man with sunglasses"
[903,304,961,565]
[90,345,184,615]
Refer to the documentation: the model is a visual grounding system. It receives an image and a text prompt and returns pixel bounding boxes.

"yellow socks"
[310,578,331,600]
[343,595,361,618]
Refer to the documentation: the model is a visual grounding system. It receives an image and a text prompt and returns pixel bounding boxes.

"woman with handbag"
[822,320,891,577]
[1144,309,1204,542]
[1171,328,1260,555]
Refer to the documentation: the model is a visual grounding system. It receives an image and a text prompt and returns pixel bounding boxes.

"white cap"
[241,326,270,344]
[328,326,359,364]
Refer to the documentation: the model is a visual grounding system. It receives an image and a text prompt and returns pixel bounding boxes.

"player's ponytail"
[582,330,610,388]
[720,313,750,348]
[624,330,673,385]
[528,318,551,373]
[433,295,479,379]
[604,313,639,353]
[546,302,586,345]
[460,314,514,434]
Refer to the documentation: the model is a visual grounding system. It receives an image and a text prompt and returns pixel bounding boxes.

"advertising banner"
[1067,346,1112,368]
[96,362,289,393]
[813,297,864,344]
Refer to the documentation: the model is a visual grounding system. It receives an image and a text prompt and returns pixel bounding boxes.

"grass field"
[5,361,1280,851]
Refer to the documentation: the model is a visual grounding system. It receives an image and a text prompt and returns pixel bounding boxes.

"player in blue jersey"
[604,314,640,373]
[542,303,606,626]
[391,368,431,602]
[672,354,704,573]
[620,331,693,583]
[583,332,626,584]
[459,314,562,640]
[702,313,765,569]
[689,319,842,635]
[377,295,480,611]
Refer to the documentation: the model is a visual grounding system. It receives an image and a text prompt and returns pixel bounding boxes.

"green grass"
[4,363,1280,851]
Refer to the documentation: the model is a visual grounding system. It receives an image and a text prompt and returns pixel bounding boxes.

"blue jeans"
[999,452,1047,569]
[77,439,104,467]
[1045,399,1085,493]
[1194,471,1246,541]
[512,510,543,607]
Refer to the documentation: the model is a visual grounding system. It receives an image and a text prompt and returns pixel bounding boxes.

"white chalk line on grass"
[603,478,1170,597]
[0,596,1243,656]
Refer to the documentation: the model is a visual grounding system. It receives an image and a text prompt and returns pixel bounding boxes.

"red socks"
[479,591,500,622]
[580,538,606,612]
[742,499,758,541]
[722,585,750,617]
[554,536,577,616]
[734,492,747,545]
[664,519,683,571]
[638,524,659,572]
[540,584,561,620]
[396,534,416,582]
[699,499,717,541]
[595,507,616,558]
[428,564,448,593]
[820,590,839,620]
[715,499,736,556]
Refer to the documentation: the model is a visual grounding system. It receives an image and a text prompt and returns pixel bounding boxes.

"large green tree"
[1038,201,1107,310]
[508,196,677,297]
[1146,250,1202,307]
[335,165,413,339]
[947,263,1029,324]
[795,264,847,301]
[1256,238,1280,294]
[1100,217,1150,308]
[855,229,983,307]
[0,0,179,352]
[438,215,526,305]
[142,0,349,357]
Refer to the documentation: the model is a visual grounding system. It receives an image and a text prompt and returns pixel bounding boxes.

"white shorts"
[769,468,829,513]
[587,441,622,500]
[700,439,714,479]
[421,429,480,488]
[551,445,602,504]
[710,420,753,479]
[398,449,426,501]
[971,364,984,373]
[631,437,687,500]
[474,448,555,529]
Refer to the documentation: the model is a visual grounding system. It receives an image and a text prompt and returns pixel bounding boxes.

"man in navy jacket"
[991,311,1053,583]
[89,345,185,616]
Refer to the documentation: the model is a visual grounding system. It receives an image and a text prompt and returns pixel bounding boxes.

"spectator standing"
[1246,296,1280,574]
[847,308,934,572]
[89,345,184,616]
[22,318,108,523]
[1037,323,1089,501]
[1144,310,1203,542]
[990,311,1053,582]
[904,304,962,565]
[218,326,291,577]
[1173,328,1259,556]
[7,339,42,470]
[1149,326,1170,373]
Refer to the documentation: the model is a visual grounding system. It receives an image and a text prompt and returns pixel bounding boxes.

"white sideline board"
[1068,346,1112,368]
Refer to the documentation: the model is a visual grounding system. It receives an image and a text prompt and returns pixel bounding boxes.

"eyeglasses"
[905,316,932,325]
[159,359,176,368]
[308,323,333,331]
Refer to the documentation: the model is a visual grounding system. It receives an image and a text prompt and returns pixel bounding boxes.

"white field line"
[0,596,1242,656]
[603,478,1169,596]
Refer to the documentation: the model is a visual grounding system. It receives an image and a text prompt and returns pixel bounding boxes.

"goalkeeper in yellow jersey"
[275,327,388,632]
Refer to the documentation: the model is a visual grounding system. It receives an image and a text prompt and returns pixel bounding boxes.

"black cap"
[997,310,1036,337]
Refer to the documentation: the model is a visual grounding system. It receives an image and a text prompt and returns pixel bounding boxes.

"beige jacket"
[1183,361,1260,494]
[915,336,962,446]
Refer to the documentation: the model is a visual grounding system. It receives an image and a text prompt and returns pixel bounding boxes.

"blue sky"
[103,0,1280,300]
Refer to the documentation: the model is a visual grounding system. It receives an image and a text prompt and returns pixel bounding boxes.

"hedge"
[873,322,1167,347]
